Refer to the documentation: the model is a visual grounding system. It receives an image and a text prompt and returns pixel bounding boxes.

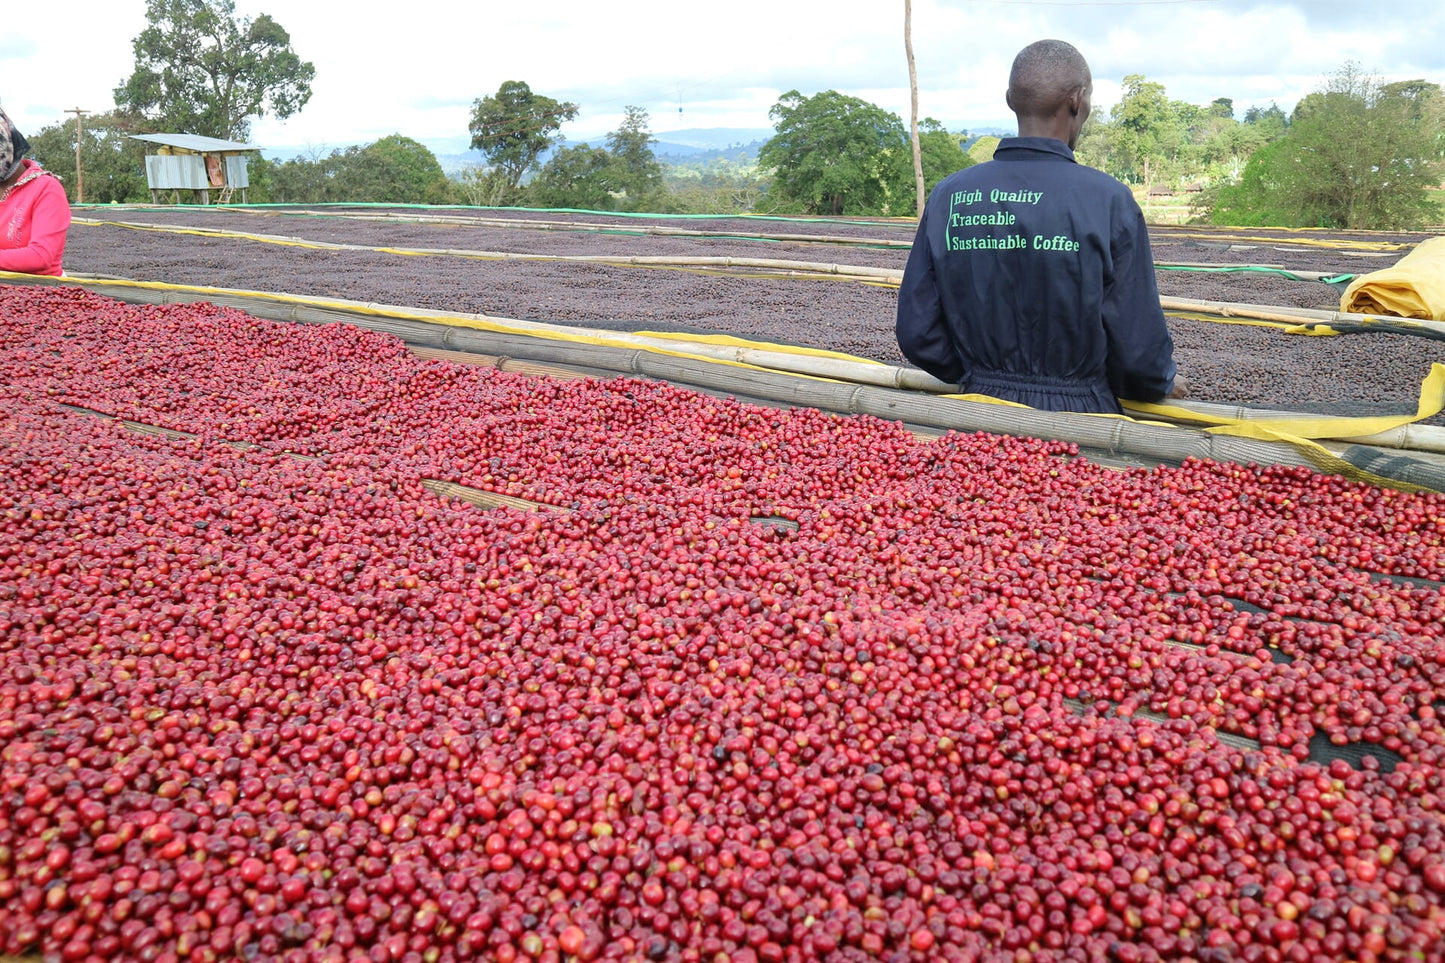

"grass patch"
[1131,186,1194,225]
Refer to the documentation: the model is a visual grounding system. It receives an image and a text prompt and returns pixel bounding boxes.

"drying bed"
[2,284,1445,962]
[61,208,1445,424]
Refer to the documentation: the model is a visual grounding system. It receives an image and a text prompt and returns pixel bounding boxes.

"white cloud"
[1,0,1440,153]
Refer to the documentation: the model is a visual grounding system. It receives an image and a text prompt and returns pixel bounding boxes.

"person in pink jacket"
[0,109,70,277]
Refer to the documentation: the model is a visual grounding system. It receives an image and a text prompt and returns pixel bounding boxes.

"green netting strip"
[1156,264,1357,284]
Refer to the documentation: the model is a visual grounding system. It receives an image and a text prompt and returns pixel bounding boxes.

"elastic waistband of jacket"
[966,368,1109,398]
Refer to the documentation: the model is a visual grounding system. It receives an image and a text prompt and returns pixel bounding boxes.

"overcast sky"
[3,0,1443,154]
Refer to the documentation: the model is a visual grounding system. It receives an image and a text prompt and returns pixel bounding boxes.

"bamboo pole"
[71,218,906,282]
[61,401,565,512]
[218,208,918,248]
[421,480,567,512]
[416,321,1445,455]
[1161,296,1445,335]
[77,221,1435,320]
[410,346,598,381]
[1123,399,1445,453]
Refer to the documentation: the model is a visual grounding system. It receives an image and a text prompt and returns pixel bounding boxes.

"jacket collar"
[993,137,1077,162]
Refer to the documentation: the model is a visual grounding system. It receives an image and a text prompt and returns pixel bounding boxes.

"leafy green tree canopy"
[529,144,616,211]
[1107,75,1188,186]
[114,0,314,140]
[966,135,1001,164]
[469,81,579,195]
[262,149,334,204]
[456,167,514,208]
[1213,63,1444,230]
[917,119,973,197]
[1203,140,1294,226]
[1242,103,1289,141]
[606,107,664,210]
[333,135,452,205]
[24,113,151,203]
[259,136,454,205]
[758,90,911,216]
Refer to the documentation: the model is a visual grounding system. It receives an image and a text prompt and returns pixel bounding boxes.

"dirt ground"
[60,206,1444,423]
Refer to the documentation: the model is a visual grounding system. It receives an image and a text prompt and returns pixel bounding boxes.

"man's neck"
[1015,116,1074,147]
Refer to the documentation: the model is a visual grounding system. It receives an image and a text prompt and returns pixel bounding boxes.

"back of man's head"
[1008,40,1092,120]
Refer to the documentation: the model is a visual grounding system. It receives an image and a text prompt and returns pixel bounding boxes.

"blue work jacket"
[896,137,1177,413]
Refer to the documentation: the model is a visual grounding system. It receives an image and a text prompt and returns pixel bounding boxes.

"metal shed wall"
[145,154,209,191]
[224,155,250,189]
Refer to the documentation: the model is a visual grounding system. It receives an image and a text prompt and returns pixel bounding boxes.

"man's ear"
[1005,88,1016,113]
[1067,86,1084,117]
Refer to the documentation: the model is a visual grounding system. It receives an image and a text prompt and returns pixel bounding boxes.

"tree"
[258,136,452,204]
[1382,78,1445,151]
[1194,117,1266,181]
[23,113,151,203]
[456,166,514,207]
[966,135,1001,165]
[469,81,578,199]
[659,165,768,215]
[1108,75,1188,188]
[1211,64,1445,229]
[264,146,335,203]
[1242,103,1289,142]
[606,107,664,210]
[917,119,973,201]
[330,135,453,205]
[241,153,275,202]
[528,144,616,210]
[114,0,313,140]
[758,90,911,216]
[1202,140,1295,226]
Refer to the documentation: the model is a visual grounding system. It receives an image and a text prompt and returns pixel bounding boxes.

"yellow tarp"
[1341,236,1445,321]
[1128,363,1445,442]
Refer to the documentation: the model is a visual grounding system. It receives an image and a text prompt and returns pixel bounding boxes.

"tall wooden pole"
[64,108,89,203]
[904,0,925,216]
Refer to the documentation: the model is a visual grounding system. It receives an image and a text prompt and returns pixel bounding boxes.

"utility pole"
[904,0,925,217]
[64,108,89,203]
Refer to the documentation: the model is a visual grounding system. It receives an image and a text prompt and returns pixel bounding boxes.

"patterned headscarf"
[0,109,29,182]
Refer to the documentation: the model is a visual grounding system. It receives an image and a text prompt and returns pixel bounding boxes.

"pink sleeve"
[0,180,72,275]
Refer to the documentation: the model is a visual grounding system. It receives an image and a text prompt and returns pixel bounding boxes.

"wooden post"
[904,0,925,217]
[64,108,89,203]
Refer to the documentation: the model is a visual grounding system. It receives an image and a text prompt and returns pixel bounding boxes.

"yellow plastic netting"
[1128,364,1445,442]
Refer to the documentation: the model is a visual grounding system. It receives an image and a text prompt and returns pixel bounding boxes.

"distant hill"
[650,128,774,152]
[962,128,1015,147]
[263,127,774,176]
[653,139,769,166]
[259,125,1010,180]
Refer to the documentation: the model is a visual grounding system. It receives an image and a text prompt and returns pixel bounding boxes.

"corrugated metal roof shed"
[130,133,260,152]
[130,133,261,202]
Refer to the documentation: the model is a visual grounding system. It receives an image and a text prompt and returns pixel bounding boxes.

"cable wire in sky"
[969,0,1219,6]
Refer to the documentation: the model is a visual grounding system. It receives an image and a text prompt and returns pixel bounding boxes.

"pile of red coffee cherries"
[2,283,1444,963]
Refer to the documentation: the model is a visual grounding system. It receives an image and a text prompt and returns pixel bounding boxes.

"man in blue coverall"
[896,39,1188,414]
